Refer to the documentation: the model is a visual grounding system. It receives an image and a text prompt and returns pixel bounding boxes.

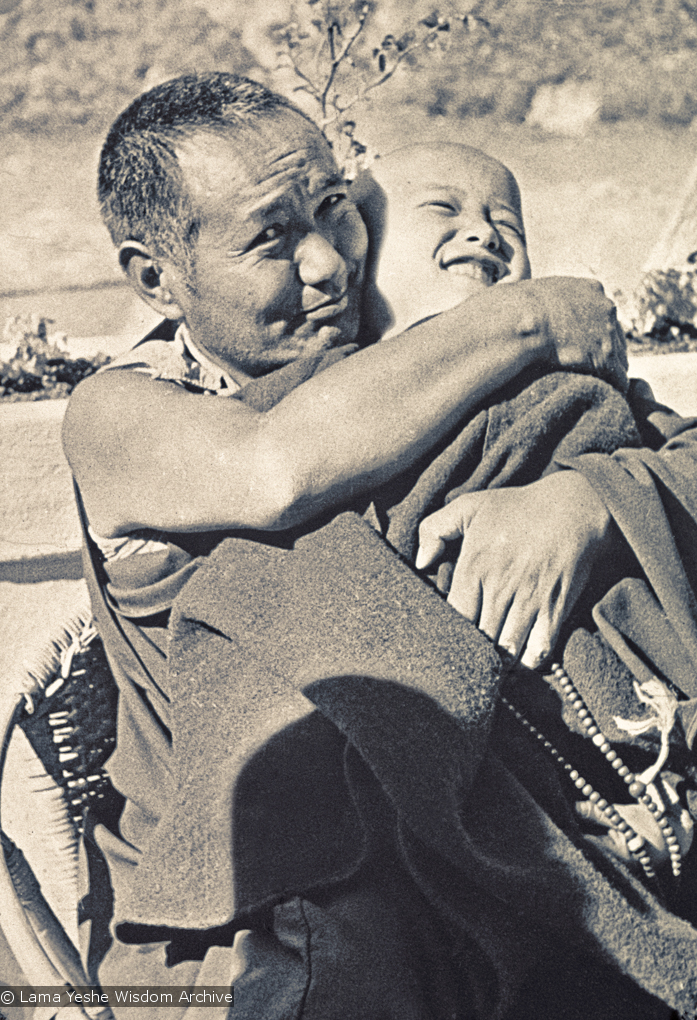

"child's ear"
[119,241,185,320]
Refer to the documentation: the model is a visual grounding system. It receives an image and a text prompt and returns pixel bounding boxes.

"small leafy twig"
[323,18,448,129]
[319,7,369,124]
[277,22,321,97]
[273,3,486,171]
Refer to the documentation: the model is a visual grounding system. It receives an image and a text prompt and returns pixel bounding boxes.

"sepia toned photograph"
[2,1,697,1016]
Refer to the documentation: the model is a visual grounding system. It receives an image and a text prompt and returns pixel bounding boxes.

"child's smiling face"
[363,144,531,339]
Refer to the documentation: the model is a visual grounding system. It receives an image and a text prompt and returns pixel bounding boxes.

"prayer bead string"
[502,662,683,881]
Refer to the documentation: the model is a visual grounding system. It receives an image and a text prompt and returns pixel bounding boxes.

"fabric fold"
[80,353,697,1013]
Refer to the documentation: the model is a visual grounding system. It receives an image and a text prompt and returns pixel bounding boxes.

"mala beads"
[503,662,683,881]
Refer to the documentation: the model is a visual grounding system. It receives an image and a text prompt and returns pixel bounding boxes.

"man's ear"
[119,241,185,320]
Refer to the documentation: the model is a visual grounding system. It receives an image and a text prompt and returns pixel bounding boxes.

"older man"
[63,73,692,1017]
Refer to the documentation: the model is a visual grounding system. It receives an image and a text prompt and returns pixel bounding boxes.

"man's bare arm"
[63,277,626,537]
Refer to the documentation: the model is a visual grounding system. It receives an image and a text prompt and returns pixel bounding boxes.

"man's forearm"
[260,289,548,528]
[64,278,620,536]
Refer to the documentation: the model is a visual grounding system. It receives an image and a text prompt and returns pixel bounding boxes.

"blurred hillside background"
[3,0,697,345]
[6,0,697,138]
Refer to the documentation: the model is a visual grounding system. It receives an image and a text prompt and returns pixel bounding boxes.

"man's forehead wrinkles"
[241,160,342,218]
[260,148,310,183]
[267,146,311,169]
[256,147,330,184]
[242,186,292,218]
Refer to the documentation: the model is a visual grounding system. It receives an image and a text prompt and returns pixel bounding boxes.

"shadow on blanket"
[101,366,697,1016]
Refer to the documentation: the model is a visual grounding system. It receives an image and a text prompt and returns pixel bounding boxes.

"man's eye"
[317,193,347,215]
[249,225,284,248]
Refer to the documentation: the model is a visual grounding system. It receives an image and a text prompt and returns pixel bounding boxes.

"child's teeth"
[445,261,492,282]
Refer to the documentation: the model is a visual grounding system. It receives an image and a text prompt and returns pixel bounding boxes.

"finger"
[447,572,483,626]
[477,588,514,647]
[497,605,536,662]
[414,534,447,572]
[519,610,555,670]
[520,571,575,670]
[415,499,475,571]
[576,800,614,828]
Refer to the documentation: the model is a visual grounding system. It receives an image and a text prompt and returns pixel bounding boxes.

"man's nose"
[296,232,348,296]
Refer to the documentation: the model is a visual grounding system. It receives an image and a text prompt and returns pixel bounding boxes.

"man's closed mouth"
[304,292,350,321]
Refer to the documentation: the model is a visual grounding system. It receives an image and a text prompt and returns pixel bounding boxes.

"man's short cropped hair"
[98,72,312,280]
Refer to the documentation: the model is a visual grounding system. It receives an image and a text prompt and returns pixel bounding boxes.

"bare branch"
[320,9,369,120]
[277,39,321,97]
[321,24,442,128]
[276,2,468,171]
[328,19,337,64]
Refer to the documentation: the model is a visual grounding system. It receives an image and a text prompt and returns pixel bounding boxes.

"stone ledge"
[0,395,68,421]
[0,398,79,564]
[627,350,697,418]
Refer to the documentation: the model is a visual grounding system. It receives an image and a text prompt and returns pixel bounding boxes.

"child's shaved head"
[355,143,530,339]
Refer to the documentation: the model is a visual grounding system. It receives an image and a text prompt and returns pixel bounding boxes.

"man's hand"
[523,277,629,394]
[65,275,627,539]
[415,471,613,669]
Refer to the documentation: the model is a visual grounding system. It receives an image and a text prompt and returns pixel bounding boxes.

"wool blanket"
[92,357,697,1015]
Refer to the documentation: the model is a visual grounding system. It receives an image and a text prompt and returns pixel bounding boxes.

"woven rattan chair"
[0,610,117,1019]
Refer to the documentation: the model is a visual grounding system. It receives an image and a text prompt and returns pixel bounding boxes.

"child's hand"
[415,470,613,669]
